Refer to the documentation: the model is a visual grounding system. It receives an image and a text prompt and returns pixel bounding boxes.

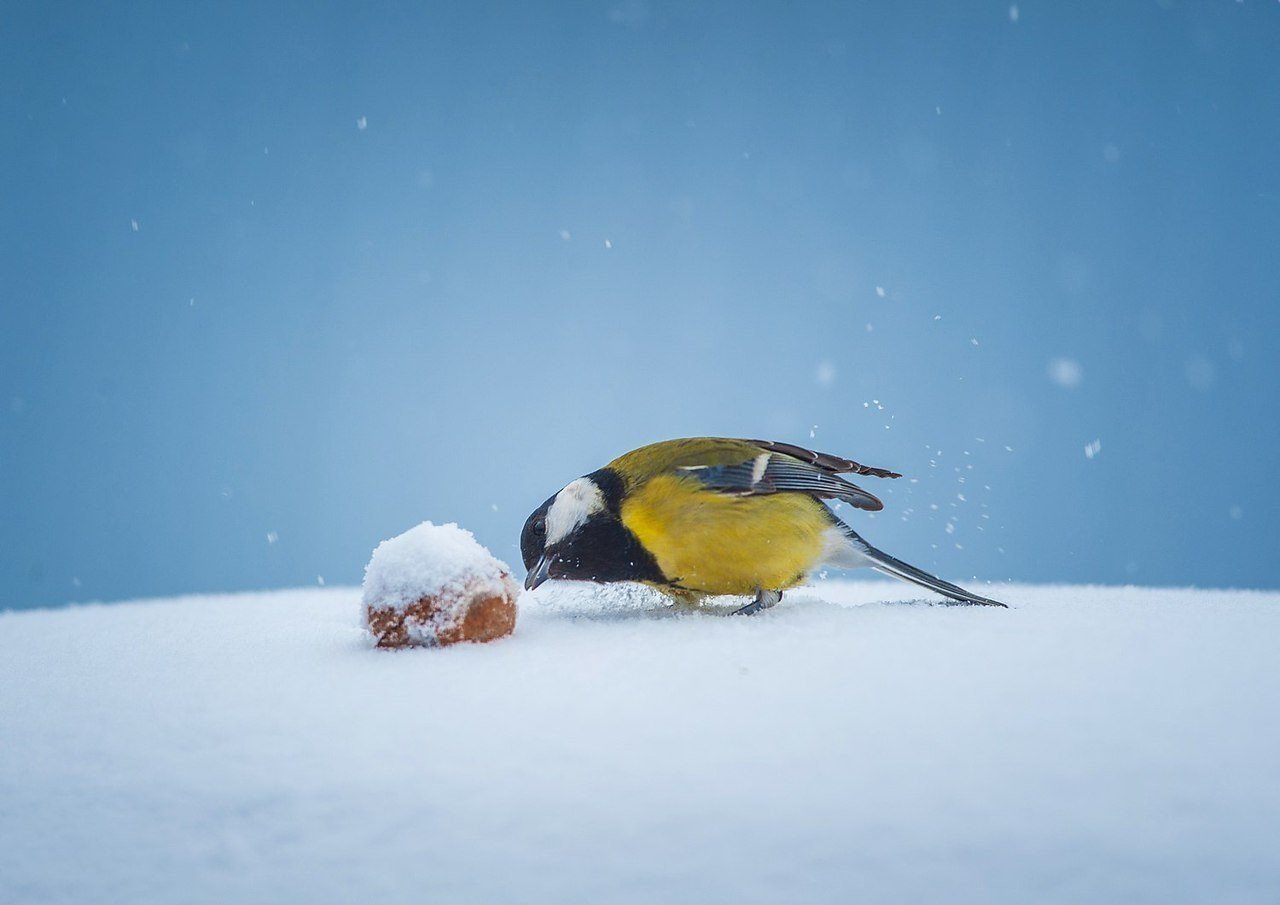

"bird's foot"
[732,588,782,616]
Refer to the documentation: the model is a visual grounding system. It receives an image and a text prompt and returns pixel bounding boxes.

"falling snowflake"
[1047,357,1083,389]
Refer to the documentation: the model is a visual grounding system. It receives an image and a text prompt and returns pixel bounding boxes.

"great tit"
[521,437,1005,613]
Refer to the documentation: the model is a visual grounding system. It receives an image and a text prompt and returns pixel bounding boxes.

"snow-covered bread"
[362,522,518,648]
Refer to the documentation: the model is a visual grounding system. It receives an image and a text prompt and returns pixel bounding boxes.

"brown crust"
[367,576,517,649]
[441,587,518,645]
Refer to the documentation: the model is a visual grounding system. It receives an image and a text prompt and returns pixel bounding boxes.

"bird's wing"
[606,437,901,512]
[679,446,893,512]
[744,439,901,479]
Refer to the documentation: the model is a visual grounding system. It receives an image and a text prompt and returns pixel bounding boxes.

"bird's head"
[520,471,662,591]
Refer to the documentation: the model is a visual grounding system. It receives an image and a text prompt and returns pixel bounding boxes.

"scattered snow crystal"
[1047,357,1083,389]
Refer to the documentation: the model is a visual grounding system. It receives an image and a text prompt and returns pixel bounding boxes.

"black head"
[520,468,664,590]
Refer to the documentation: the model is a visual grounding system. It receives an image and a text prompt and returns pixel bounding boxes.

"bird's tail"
[840,526,1007,607]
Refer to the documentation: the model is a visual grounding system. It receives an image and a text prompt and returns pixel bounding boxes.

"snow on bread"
[362,521,518,648]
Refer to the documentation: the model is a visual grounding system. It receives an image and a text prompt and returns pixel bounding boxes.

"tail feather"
[843,528,1006,607]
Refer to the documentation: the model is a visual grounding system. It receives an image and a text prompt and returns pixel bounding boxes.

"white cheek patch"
[545,477,605,545]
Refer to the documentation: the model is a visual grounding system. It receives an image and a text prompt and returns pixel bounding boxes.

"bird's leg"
[732,588,782,616]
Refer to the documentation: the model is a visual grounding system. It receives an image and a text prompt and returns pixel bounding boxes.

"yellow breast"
[619,474,830,597]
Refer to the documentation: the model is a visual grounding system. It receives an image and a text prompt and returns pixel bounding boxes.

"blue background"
[3,1,1278,610]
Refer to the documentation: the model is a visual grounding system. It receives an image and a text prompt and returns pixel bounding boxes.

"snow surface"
[361,521,511,612]
[3,580,1279,905]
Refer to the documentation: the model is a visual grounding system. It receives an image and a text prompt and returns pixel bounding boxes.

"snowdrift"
[2,581,1278,904]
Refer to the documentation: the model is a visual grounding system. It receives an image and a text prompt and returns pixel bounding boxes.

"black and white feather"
[745,440,902,479]
[679,451,889,511]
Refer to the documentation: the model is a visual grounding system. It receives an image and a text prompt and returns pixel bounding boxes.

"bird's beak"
[524,554,551,591]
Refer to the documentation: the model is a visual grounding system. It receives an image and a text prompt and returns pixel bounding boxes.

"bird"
[520,437,1005,614]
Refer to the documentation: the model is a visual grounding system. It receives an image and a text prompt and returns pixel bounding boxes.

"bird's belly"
[619,476,829,596]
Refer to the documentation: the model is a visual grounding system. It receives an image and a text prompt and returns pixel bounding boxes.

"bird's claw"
[732,589,782,616]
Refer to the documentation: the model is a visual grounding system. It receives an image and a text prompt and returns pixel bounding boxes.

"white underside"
[819,525,872,570]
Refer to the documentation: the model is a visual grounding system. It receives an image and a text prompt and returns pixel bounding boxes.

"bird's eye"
[532,518,546,537]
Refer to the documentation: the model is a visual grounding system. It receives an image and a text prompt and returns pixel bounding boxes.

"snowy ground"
[2,580,1278,905]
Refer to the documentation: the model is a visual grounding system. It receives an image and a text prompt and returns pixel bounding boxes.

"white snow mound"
[361,521,511,612]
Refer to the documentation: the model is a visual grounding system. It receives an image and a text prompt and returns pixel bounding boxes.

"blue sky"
[3,1,1278,609]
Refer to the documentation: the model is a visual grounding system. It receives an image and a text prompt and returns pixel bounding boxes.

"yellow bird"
[521,437,1004,613]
